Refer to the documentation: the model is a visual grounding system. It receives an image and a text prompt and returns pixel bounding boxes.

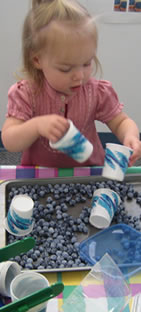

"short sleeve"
[7,80,33,121]
[94,80,124,123]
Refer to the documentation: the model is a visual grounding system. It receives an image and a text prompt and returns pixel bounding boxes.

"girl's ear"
[32,55,42,69]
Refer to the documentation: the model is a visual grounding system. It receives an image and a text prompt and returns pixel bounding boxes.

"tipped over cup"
[0,261,21,297]
[10,271,49,312]
[102,143,133,181]
[4,194,34,236]
[49,120,93,163]
[89,188,121,229]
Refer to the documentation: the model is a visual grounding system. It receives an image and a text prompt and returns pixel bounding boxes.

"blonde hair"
[21,0,100,87]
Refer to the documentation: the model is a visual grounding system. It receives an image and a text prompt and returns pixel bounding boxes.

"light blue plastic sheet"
[61,254,131,312]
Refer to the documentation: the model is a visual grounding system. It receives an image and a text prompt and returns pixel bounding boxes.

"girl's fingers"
[49,126,68,143]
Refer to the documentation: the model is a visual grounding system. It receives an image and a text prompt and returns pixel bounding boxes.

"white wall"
[82,0,141,131]
[97,19,141,132]
[0,0,141,132]
[0,0,29,129]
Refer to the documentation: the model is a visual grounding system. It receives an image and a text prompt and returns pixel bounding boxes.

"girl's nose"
[72,68,84,81]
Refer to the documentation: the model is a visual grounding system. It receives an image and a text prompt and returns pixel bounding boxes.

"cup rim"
[10,271,49,301]
[0,261,21,297]
[105,143,133,153]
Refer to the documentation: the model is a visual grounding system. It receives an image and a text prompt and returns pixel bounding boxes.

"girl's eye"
[84,62,91,67]
[59,68,71,73]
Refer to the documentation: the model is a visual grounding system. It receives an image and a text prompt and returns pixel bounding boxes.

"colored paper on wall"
[129,0,136,11]
[134,0,141,11]
[114,0,127,11]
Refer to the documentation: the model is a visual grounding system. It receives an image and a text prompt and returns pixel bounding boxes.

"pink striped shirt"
[7,78,123,167]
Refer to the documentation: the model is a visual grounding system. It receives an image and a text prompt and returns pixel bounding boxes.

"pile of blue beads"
[6,179,141,270]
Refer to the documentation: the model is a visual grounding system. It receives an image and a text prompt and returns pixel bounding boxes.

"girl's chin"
[60,89,73,95]
[54,88,71,95]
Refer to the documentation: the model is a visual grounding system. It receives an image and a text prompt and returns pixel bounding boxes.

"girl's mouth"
[71,85,81,91]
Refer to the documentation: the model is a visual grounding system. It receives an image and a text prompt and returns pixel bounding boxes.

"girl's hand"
[123,136,141,166]
[36,114,70,143]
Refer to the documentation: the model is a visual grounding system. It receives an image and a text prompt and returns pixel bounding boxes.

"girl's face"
[33,22,96,95]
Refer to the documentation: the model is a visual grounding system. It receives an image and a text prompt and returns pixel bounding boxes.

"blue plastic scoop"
[79,224,141,278]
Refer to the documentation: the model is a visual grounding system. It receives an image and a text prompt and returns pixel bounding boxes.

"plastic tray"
[1,174,141,274]
[79,223,141,278]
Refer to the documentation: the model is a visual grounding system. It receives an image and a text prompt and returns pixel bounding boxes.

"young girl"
[2,0,141,167]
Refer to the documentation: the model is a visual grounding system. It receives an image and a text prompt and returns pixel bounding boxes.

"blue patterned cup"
[102,143,133,181]
[4,195,34,236]
[49,120,93,163]
[89,188,121,229]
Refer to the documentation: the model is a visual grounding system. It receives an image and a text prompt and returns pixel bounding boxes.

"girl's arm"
[106,111,141,166]
[2,117,39,152]
[2,115,69,152]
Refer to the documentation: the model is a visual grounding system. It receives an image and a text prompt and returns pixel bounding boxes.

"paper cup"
[102,143,133,181]
[49,120,93,163]
[4,195,34,236]
[89,188,121,229]
[0,261,21,297]
[10,271,49,312]
[10,195,34,218]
